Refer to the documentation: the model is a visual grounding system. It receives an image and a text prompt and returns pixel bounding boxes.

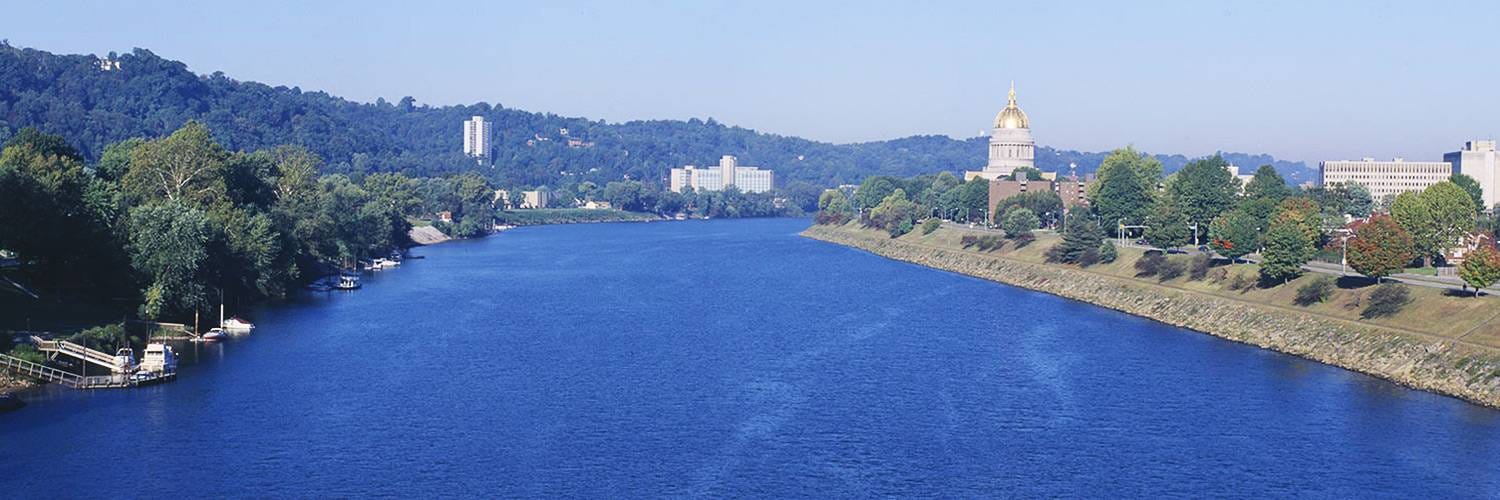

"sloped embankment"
[803,224,1500,409]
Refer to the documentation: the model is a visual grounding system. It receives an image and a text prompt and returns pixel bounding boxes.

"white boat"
[222,316,254,331]
[201,328,227,342]
[140,343,178,374]
[335,274,362,290]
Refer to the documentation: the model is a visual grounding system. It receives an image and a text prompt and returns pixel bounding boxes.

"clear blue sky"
[5,0,1498,164]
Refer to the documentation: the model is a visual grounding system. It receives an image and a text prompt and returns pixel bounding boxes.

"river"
[2,218,1498,497]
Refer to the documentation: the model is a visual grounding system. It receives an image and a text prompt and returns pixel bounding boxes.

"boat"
[336,274,361,289]
[113,347,137,373]
[139,343,178,374]
[201,328,227,342]
[222,316,254,331]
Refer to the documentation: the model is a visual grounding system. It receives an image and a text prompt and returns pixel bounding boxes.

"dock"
[0,353,174,389]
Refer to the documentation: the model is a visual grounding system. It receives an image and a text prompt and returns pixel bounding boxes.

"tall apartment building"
[1446,140,1499,210]
[463,116,491,159]
[1318,157,1452,202]
[669,155,775,193]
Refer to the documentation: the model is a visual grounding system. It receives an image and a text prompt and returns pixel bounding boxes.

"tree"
[1243,165,1291,201]
[1347,215,1416,282]
[1391,182,1475,267]
[1261,216,1315,283]
[1209,209,1259,263]
[1011,166,1044,181]
[957,178,990,222]
[868,188,918,237]
[1166,155,1240,234]
[1458,245,1500,296]
[1143,201,1191,249]
[122,121,230,206]
[1048,212,1105,264]
[1344,182,1374,218]
[128,202,213,319]
[1001,208,1040,239]
[1090,148,1157,234]
[1451,173,1485,213]
[995,191,1063,228]
[853,176,897,210]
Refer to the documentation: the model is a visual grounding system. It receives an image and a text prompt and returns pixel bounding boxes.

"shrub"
[1228,272,1256,291]
[890,219,914,238]
[1295,276,1335,306]
[1098,242,1118,263]
[1158,258,1187,281]
[1135,253,1166,277]
[919,218,942,235]
[1013,233,1036,248]
[1044,244,1065,263]
[961,235,979,248]
[1188,254,1211,281]
[1078,247,1101,267]
[1361,284,1411,319]
[1207,267,1228,283]
[973,235,1004,251]
[7,344,45,364]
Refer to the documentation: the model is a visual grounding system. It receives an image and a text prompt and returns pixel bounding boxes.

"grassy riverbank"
[804,221,1500,408]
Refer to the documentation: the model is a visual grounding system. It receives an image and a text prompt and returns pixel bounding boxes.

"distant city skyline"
[6,0,1499,165]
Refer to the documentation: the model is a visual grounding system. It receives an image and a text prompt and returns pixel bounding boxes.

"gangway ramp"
[31,336,129,373]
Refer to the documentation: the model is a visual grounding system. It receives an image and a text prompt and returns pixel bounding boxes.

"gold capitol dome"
[993,82,1030,129]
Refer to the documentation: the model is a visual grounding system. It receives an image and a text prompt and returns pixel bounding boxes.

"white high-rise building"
[1319,157,1452,202]
[669,155,775,193]
[1446,140,1498,210]
[463,116,491,159]
[967,82,1035,181]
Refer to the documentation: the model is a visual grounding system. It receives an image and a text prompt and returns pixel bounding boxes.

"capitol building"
[966,83,1036,181]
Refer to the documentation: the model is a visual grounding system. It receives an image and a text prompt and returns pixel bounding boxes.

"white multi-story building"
[1446,140,1498,210]
[966,82,1035,181]
[1319,157,1453,202]
[521,189,550,209]
[463,116,491,159]
[669,155,775,193]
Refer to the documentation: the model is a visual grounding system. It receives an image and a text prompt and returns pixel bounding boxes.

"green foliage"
[6,344,45,364]
[854,177,898,210]
[1011,166,1044,181]
[919,218,942,235]
[1157,258,1187,281]
[1090,147,1158,233]
[1134,252,1166,277]
[1208,209,1259,261]
[1000,208,1040,239]
[1165,155,1240,233]
[1361,284,1411,319]
[816,189,852,225]
[1392,182,1476,265]
[1295,276,1336,306]
[128,202,212,319]
[1458,245,1500,296]
[1143,201,1191,248]
[1098,241,1118,263]
[995,191,1063,229]
[1188,254,1211,280]
[1260,216,1314,283]
[1243,164,1292,201]
[868,188,919,238]
[1047,213,1105,265]
[1451,173,1485,213]
[1347,215,1416,282]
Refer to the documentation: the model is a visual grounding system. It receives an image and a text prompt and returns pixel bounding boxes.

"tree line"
[818,146,1500,292]
[0,123,501,323]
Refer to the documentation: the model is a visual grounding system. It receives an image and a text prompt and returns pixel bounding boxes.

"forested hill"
[0,43,1312,187]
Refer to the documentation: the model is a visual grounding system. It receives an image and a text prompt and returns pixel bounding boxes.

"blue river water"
[2,218,1498,497]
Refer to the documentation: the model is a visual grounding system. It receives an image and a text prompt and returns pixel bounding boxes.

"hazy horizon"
[6,0,1499,165]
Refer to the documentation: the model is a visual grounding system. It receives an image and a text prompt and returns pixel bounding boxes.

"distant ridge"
[0,42,1313,186]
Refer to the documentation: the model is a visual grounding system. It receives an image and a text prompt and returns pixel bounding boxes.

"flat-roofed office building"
[1318,157,1452,201]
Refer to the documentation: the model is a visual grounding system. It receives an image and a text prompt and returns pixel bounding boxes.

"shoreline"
[803,223,1500,410]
